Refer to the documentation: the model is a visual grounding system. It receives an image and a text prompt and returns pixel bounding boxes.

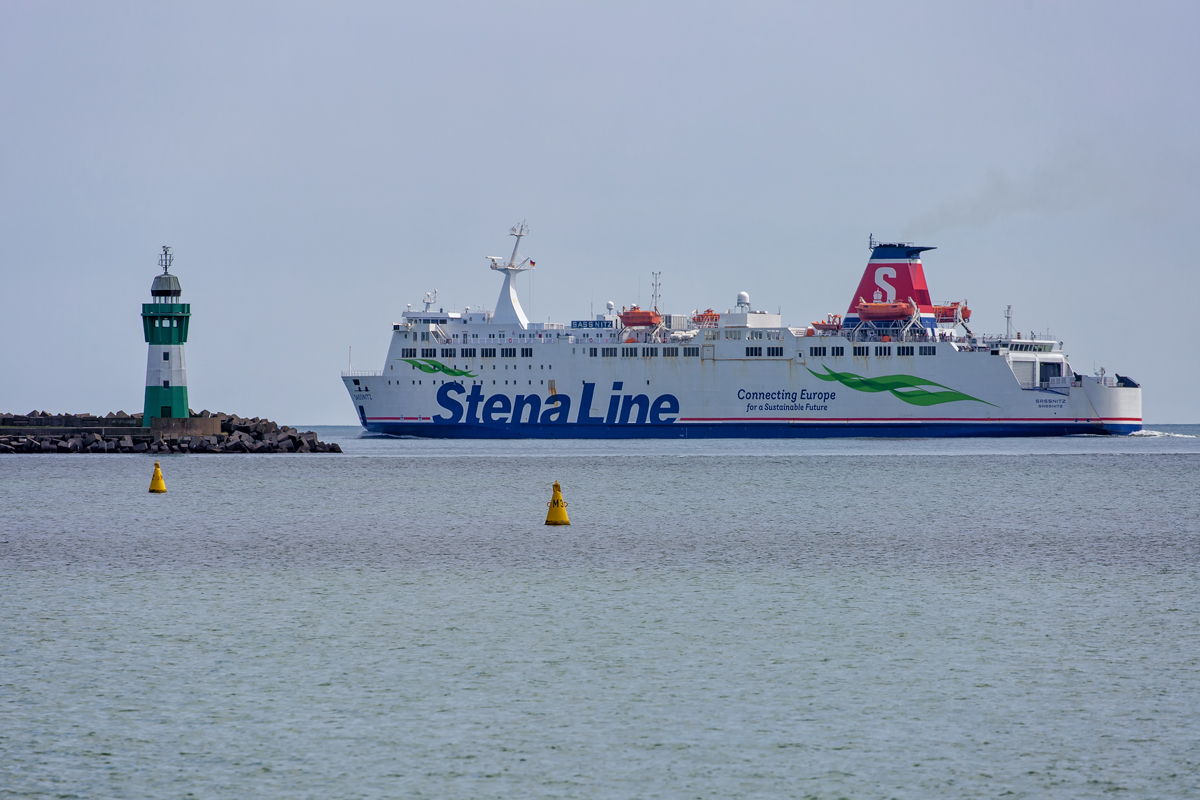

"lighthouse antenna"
[159,245,173,274]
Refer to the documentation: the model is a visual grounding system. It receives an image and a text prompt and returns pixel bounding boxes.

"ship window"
[919,346,936,356]
[353,379,360,386]
[602,347,617,357]
[162,352,170,361]
[402,348,416,358]
[853,346,868,357]
[897,346,914,356]
[748,330,763,340]
[521,347,533,357]
[808,346,827,357]
[481,348,496,358]
[441,348,456,358]
[875,346,891,357]
[590,347,597,357]
[703,330,718,340]
[421,348,436,358]
[462,348,476,358]
[745,346,762,357]
[663,347,679,357]
[830,346,844,357]
[501,347,516,358]
[767,346,784,357]
[642,347,658,357]
[683,346,699,357]
[724,329,742,340]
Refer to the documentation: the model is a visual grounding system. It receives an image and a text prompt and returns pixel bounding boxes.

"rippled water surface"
[3,427,1199,798]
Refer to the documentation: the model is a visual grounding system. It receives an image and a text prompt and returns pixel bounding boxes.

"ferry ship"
[342,226,1142,437]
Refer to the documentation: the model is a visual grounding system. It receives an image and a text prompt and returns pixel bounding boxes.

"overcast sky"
[2,1,1196,423]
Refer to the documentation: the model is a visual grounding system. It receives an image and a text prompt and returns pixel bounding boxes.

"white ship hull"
[342,233,1142,438]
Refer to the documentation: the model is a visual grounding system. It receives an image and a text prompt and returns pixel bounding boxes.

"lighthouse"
[142,246,190,421]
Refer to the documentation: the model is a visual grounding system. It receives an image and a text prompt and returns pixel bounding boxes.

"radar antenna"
[159,246,173,274]
[488,221,535,273]
[651,271,661,311]
[423,290,438,311]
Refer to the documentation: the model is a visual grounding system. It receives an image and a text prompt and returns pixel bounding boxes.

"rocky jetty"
[0,410,340,454]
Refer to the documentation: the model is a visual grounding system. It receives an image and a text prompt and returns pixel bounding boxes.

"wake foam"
[1130,429,1197,438]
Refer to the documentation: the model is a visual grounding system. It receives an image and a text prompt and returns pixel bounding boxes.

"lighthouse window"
[162,352,170,361]
[162,380,170,388]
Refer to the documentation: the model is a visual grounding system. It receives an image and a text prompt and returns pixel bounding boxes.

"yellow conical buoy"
[545,480,570,525]
[148,460,167,493]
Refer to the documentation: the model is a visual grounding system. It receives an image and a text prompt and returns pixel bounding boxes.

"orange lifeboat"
[618,305,662,328]
[690,308,720,328]
[855,297,917,321]
[811,313,842,331]
[932,301,971,323]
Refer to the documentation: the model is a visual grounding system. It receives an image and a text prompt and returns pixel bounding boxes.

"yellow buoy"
[545,480,570,525]
[148,460,167,493]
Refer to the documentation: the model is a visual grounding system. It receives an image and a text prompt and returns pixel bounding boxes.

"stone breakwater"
[0,410,340,454]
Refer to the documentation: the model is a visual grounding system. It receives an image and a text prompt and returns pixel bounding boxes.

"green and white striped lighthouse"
[142,246,190,421]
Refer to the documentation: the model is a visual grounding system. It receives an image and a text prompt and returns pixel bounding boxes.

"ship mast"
[487,222,535,328]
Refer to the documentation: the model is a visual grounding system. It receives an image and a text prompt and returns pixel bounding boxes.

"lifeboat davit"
[691,308,720,328]
[618,305,662,328]
[855,297,917,321]
[811,313,842,331]
[932,301,971,323]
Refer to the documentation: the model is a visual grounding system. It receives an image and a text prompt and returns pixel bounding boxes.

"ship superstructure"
[342,229,1141,437]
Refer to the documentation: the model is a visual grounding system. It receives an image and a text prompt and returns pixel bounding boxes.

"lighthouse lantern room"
[142,246,190,421]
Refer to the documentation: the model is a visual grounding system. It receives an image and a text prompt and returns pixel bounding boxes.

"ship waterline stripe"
[364,416,1142,423]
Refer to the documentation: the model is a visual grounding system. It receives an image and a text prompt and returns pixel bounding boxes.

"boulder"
[132,442,148,453]
[0,443,14,454]
[56,441,71,453]
[276,438,295,453]
[120,435,134,448]
[329,442,342,453]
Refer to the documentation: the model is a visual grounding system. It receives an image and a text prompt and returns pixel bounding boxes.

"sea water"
[3,427,1199,798]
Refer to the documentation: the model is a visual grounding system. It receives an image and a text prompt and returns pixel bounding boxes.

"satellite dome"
[606,301,615,311]
[737,291,750,306]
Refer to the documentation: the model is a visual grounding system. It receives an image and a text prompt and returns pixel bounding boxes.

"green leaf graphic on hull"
[401,359,477,378]
[807,366,996,407]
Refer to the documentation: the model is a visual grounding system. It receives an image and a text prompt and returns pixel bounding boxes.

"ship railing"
[342,370,384,377]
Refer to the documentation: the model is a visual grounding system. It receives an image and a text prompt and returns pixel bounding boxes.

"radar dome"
[606,301,615,311]
[737,291,750,305]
